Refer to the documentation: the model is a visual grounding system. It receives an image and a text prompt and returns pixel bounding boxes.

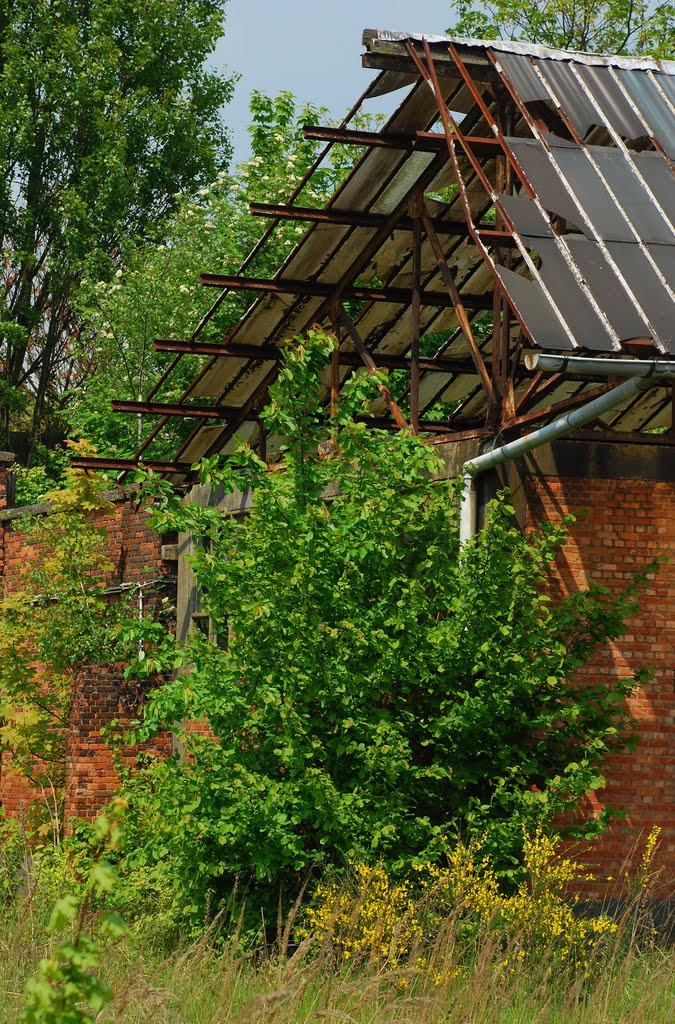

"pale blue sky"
[214,1,455,163]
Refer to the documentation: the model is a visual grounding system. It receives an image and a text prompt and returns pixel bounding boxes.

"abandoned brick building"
[1,31,674,892]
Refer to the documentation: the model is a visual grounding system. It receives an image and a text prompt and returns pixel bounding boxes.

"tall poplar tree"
[0,0,233,462]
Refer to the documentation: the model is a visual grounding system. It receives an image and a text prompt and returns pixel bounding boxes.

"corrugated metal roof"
[106,31,675,479]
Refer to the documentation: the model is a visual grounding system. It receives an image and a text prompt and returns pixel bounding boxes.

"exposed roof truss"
[72,32,675,481]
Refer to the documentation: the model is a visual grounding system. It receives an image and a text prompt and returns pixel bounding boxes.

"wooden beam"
[199,273,494,311]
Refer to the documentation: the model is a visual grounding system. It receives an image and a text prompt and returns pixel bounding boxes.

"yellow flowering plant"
[304,863,423,966]
[305,831,618,976]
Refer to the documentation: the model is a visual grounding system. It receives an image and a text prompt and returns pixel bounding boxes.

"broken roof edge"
[362,28,675,75]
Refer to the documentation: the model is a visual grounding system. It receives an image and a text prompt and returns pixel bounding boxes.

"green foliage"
[447,0,675,57]
[0,0,234,459]
[116,328,645,923]
[20,808,128,1024]
[0,461,132,810]
[0,812,25,909]
[13,445,70,507]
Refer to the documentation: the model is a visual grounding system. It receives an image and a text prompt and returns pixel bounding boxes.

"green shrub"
[114,328,646,925]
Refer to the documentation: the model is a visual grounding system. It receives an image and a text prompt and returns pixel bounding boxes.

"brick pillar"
[0,451,15,510]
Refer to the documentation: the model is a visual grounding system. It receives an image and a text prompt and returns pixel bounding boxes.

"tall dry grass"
[1,824,673,1023]
[0,876,673,1023]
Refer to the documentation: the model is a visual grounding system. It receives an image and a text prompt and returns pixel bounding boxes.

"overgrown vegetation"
[0,813,671,1023]
[0,327,661,1017]
[1,3,673,1017]
[87,328,646,930]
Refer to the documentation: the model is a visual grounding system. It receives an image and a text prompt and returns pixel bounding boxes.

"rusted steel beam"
[302,125,502,157]
[177,77,389,354]
[516,370,551,412]
[420,209,495,405]
[70,457,194,473]
[112,400,240,419]
[248,202,514,243]
[411,38,541,417]
[447,45,537,205]
[338,309,409,430]
[196,152,452,458]
[568,428,675,446]
[152,339,486,376]
[516,372,564,415]
[505,384,613,429]
[198,368,279,464]
[199,273,493,310]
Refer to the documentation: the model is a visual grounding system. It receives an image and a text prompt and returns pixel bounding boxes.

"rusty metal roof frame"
[72,31,675,481]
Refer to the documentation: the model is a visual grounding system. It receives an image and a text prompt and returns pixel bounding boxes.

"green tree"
[118,329,645,922]
[0,0,234,463]
[447,0,675,56]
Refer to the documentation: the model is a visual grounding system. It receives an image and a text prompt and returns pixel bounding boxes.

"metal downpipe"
[459,367,675,548]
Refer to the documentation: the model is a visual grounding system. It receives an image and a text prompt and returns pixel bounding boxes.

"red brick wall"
[2,455,674,893]
[65,664,172,822]
[0,487,176,823]
[525,474,675,895]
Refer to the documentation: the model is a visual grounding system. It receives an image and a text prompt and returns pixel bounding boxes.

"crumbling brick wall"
[65,664,173,821]
[0,458,176,822]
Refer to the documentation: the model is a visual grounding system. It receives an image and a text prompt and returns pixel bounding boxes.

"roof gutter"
[459,354,675,547]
